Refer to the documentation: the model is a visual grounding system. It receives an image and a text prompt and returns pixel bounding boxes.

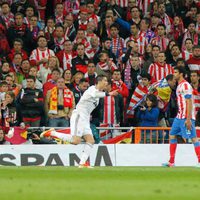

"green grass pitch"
[0,167,200,200]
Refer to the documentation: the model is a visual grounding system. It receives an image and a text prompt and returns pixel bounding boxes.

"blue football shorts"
[170,118,196,139]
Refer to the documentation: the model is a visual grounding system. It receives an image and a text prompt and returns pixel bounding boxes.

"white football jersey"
[76,85,106,116]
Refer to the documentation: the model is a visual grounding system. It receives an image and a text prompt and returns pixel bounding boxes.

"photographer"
[136,94,160,143]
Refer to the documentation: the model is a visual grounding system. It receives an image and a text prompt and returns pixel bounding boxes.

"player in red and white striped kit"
[163,67,200,167]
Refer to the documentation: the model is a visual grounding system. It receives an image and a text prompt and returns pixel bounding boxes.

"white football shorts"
[70,110,92,137]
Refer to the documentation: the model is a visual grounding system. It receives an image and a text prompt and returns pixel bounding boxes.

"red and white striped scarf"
[115,0,128,7]
[65,25,72,38]
[138,0,153,15]
[182,31,199,51]
[54,37,65,50]
[124,60,132,90]
[106,28,111,38]
[63,0,80,15]
[35,48,50,69]
[63,52,73,70]
[24,17,30,28]
[182,51,193,61]
[196,23,200,33]
[161,13,172,34]
[103,96,116,124]
[86,33,99,43]
[111,37,124,57]
[55,14,64,24]
[98,60,118,71]
[151,36,169,51]
[88,14,100,27]
[170,17,184,40]
[78,20,88,30]
[127,84,149,116]
[137,36,148,55]
[2,13,14,29]
[85,47,98,59]
[74,37,90,49]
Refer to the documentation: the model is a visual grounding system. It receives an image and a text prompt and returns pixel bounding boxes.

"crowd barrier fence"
[26,126,200,144]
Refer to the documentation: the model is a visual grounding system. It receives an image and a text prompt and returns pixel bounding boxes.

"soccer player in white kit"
[163,67,200,167]
[41,75,118,168]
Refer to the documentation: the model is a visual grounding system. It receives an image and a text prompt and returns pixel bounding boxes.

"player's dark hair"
[174,66,186,77]
[96,74,107,83]
[166,74,174,81]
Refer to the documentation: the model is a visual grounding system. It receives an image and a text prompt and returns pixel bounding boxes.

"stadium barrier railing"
[134,127,171,144]
[26,126,200,144]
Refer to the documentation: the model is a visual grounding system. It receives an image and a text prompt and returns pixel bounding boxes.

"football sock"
[169,138,177,164]
[79,142,93,165]
[51,131,73,143]
[194,142,200,163]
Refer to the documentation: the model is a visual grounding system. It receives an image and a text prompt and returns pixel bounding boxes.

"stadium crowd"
[0,0,200,144]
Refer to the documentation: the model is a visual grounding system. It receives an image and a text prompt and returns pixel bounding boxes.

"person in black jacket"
[11,0,31,15]
[93,37,117,65]
[18,76,44,127]
[71,43,89,75]
[7,12,33,54]
[71,78,89,106]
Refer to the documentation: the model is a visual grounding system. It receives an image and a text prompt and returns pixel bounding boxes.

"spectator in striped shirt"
[148,51,174,83]
[182,38,193,61]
